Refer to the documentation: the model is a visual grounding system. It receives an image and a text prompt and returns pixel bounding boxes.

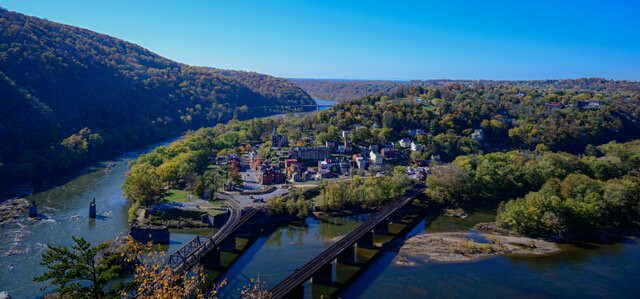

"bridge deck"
[269,184,425,298]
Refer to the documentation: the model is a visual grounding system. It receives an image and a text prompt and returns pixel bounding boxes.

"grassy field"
[165,189,196,202]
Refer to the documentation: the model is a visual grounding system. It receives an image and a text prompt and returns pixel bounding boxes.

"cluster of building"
[545,100,602,110]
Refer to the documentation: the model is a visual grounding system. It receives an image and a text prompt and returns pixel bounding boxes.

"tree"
[34,236,122,298]
[123,163,164,205]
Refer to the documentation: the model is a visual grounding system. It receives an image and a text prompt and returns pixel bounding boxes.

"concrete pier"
[89,198,96,218]
[357,230,374,248]
[312,262,333,284]
[337,244,356,264]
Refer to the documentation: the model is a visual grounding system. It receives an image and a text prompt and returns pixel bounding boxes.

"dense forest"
[294,78,640,102]
[292,79,401,102]
[0,8,314,193]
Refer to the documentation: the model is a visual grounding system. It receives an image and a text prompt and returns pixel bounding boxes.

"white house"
[341,130,351,139]
[471,129,484,141]
[369,150,383,164]
[399,138,412,148]
[411,141,423,152]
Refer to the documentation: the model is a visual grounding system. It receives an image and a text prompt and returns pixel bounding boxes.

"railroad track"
[269,185,425,298]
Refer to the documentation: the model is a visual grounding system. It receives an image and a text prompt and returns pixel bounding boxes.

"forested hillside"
[293,78,640,102]
[292,79,401,101]
[0,8,313,192]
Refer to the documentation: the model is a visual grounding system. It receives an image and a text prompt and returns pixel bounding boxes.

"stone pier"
[28,201,38,218]
[357,230,374,249]
[89,198,96,218]
[337,244,356,264]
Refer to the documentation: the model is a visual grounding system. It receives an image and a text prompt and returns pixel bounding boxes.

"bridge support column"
[201,248,221,269]
[312,262,333,285]
[357,230,374,249]
[374,219,389,235]
[220,236,236,251]
[337,244,356,264]
[283,284,304,299]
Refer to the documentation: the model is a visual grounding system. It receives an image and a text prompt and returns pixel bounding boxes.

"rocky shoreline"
[0,198,30,226]
[395,231,560,264]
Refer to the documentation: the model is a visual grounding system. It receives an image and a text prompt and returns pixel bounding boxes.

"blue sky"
[2,0,639,80]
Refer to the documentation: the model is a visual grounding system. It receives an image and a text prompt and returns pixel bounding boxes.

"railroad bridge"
[167,199,260,276]
[269,184,426,298]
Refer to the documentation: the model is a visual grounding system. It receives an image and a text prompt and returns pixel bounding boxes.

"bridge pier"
[357,230,374,249]
[374,219,389,235]
[212,211,230,228]
[201,248,221,269]
[283,284,304,299]
[312,263,333,285]
[337,244,356,264]
[220,236,236,251]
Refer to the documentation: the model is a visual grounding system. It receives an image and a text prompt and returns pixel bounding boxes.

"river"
[0,137,210,298]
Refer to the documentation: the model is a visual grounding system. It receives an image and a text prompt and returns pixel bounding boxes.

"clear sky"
[2,0,639,80]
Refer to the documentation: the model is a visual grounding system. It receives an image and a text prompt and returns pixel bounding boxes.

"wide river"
[1,99,639,298]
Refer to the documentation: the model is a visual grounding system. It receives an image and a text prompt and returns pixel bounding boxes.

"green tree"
[34,237,122,298]
[122,163,164,204]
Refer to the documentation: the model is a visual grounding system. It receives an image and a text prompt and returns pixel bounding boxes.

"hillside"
[0,8,314,191]
[293,78,640,102]
[292,79,401,101]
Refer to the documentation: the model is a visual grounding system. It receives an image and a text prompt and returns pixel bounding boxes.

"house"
[408,129,425,137]
[471,129,484,142]
[398,138,412,148]
[341,130,351,139]
[302,170,317,181]
[369,150,383,164]
[261,166,286,185]
[578,100,601,109]
[382,147,401,159]
[411,141,423,152]
[289,147,331,160]
[546,102,564,109]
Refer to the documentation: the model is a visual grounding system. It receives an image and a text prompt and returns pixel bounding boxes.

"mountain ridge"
[0,8,314,191]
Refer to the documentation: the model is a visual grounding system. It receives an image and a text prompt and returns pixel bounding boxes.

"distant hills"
[0,8,313,191]
[293,78,640,102]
